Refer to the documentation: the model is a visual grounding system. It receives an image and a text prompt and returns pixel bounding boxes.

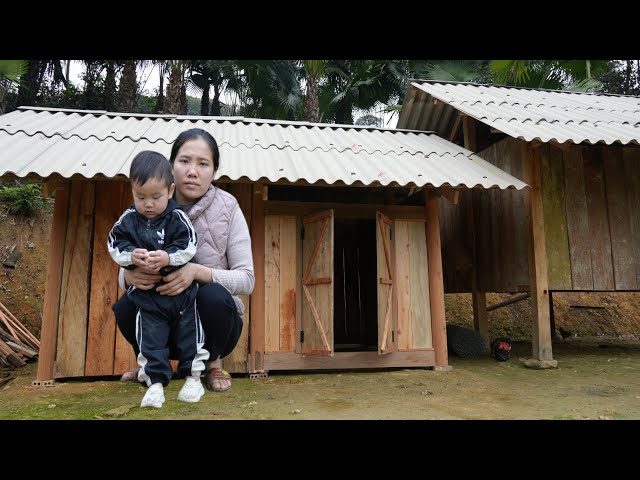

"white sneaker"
[141,384,165,408]
[177,376,205,403]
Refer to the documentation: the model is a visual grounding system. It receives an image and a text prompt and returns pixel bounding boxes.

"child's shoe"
[141,383,165,408]
[177,376,205,403]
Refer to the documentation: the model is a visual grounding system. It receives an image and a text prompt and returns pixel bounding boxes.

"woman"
[113,128,254,393]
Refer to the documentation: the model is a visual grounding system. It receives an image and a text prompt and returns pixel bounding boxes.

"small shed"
[398,80,640,362]
[0,106,525,381]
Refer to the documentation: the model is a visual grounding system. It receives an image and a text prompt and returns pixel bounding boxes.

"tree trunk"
[304,75,320,122]
[165,63,187,115]
[200,79,210,115]
[210,82,221,115]
[117,60,138,113]
[16,60,45,107]
[103,61,117,111]
[155,66,165,113]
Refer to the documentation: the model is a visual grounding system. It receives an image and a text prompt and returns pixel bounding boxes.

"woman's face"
[172,137,216,204]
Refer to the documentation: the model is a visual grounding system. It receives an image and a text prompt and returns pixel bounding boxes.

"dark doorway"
[333,218,378,351]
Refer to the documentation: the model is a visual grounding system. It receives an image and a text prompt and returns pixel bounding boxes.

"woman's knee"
[197,283,236,314]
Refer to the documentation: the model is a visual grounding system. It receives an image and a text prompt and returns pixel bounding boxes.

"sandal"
[120,368,141,382]
[204,367,232,393]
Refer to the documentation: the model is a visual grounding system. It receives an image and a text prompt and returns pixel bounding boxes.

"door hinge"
[392,330,395,342]
[301,226,305,241]
[300,330,305,343]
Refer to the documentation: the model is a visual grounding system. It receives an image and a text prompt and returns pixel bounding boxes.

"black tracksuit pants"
[114,282,243,381]
[126,282,206,387]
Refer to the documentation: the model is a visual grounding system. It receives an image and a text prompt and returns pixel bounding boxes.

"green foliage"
[0,183,51,216]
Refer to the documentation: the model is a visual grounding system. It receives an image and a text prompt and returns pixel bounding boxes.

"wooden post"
[249,183,266,372]
[35,182,70,383]
[424,190,447,366]
[523,143,554,361]
[463,116,488,345]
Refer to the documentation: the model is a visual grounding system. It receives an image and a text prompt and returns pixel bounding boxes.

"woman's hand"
[156,262,199,296]
[124,267,162,291]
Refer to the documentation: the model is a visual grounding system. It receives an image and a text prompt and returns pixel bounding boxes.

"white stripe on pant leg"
[191,298,209,376]
[135,309,152,386]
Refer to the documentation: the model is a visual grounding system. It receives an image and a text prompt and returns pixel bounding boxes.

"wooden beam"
[264,350,435,370]
[449,112,464,142]
[249,183,266,372]
[523,143,553,361]
[487,293,530,312]
[265,201,425,219]
[41,179,59,198]
[36,182,70,382]
[462,115,477,152]
[424,190,447,366]
[436,188,459,205]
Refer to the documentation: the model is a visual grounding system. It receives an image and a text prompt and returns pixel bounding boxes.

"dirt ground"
[1,198,640,420]
[1,337,639,420]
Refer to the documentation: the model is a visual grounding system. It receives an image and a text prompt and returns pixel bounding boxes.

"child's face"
[132,178,175,219]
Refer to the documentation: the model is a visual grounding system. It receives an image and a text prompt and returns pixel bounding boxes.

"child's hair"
[130,151,173,187]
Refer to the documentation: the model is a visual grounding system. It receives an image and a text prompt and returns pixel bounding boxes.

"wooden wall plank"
[603,147,637,290]
[497,140,514,291]
[114,186,137,374]
[541,145,572,290]
[279,216,297,352]
[394,220,412,350]
[264,216,280,352]
[36,182,70,382]
[223,183,252,373]
[563,146,594,290]
[583,147,615,290]
[623,147,640,289]
[510,139,529,289]
[85,182,124,376]
[55,180,95,377]
[408,221,431,348]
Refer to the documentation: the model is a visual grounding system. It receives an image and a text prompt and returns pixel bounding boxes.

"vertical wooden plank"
[510,138,529,289]
[114,185,137,374]
[603,147,637,290]
[469,188,487,344]
[623,148,640,289]
[496,139,514,291]
[249,183,265,371]
[376,213,394,353]
[394,220,412,350]
[55,180,95,377]
[408,221,431,348]
[279,216,297,352]
[222,183,252,373]
[264,216,280,352]
[36,182,70,382]
[541,145,572,290]
[295,215,303,354]
[563,146,594,290]
[424,190,447,366]
[85,182,124,376]
[583,147,615,290]
[524,145,553,361]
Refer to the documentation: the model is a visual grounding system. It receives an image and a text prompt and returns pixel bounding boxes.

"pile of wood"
[0,300,39,371]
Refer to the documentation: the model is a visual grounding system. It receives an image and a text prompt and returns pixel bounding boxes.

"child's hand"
[132,248,149,267]
[146,250,170,271]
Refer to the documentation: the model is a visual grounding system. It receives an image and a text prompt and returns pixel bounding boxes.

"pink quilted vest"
[183,185,245,318]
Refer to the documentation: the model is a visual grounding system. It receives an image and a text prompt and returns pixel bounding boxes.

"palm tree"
[165,60,191,115]
[0,60,28,113]
[117,60,138,112]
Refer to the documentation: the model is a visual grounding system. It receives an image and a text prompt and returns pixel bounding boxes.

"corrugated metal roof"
[0,107,527,190]
[399,81,640,146]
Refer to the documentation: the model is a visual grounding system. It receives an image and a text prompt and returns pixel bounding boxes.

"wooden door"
[301,210,334,355]
[376,212,395,354]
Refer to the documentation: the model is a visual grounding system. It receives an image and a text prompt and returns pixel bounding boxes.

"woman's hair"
[169,128,220,171]
[129,150,173,187]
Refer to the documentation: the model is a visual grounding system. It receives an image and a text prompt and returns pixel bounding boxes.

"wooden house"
[398,81,640,363]
[0,106,525,381]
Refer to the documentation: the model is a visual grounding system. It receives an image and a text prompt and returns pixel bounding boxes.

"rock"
[104,405,135,418]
